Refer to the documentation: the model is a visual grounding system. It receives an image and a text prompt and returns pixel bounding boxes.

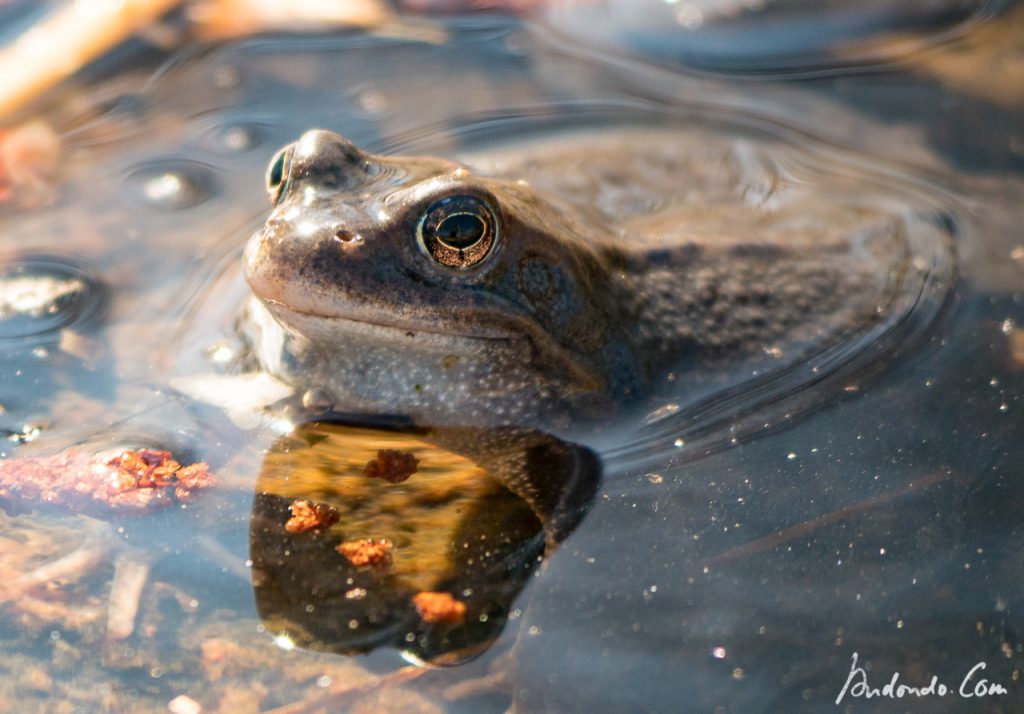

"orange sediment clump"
[284,499,340,533]
[0,447,214,512]
[337,538,393,568]
[363,449,419,484]
[412,591,466,625]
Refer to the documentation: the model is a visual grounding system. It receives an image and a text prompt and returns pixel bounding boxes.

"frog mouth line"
[263,300,515,342]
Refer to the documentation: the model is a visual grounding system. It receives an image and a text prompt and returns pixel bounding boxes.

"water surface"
[0,8,1022,712]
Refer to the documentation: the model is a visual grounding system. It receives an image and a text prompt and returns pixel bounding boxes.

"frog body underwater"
[243,128,943,429]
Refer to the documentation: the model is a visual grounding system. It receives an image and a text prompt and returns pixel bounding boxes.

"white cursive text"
[835,652,1009,705]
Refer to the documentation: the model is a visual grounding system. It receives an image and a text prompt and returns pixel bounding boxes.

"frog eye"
[265,146,293,204]
[417,195,497,269]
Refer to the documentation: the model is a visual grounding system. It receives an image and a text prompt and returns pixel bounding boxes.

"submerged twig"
[262,665,427,714]
[0,0,184,120]
[106,547,155,640]
[0,0,444,122]
[4,519,113,598]
[709,468,953,565]
[188,0,393,39]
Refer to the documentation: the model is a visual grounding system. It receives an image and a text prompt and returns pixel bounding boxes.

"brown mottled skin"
[243,128,912,428]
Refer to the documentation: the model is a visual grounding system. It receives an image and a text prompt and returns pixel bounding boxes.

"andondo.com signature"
[836,652,1010,705]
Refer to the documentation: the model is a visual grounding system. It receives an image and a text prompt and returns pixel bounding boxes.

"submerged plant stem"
[263,665,427,714]
[709,468,953,565]
[0,0,184,120]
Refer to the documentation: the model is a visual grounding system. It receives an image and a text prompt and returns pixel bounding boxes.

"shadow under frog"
[249,418,600,664]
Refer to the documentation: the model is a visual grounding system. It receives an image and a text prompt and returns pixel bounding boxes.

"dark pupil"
[435,212,485,249]
[268,153,285,189]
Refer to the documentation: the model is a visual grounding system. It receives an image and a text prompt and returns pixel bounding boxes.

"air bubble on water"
[302,387,335,412]
[221,125,256,152]
[212,64,241,90]
[145,173,183,201]
[357,89,388,115]
[205,121,264,154]
[125,161,217,210]
[0,259,102,343]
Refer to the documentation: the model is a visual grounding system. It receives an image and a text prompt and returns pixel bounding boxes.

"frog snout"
[248,215,367,267]
[243,209,383,298]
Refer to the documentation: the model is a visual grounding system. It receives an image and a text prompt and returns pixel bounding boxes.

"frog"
[242,126,943,430]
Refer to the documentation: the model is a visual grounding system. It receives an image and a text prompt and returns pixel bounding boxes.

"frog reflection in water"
[243,128,915,428]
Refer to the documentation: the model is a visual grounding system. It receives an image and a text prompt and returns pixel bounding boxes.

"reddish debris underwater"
[0,447,214,513]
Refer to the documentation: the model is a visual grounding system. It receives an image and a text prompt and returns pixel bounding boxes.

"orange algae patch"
[337,538,393,568]
[0,448,213,512]
[412,591,466,625]
[284,499,340,533]
[362,448,419,484]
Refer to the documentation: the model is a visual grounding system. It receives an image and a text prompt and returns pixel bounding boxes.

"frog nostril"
[333,229,362,245]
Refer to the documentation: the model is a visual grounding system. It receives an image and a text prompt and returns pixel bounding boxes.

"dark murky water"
[0,3,1023,712]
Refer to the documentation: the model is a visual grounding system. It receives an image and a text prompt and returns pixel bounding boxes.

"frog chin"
[256,297,605,400]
